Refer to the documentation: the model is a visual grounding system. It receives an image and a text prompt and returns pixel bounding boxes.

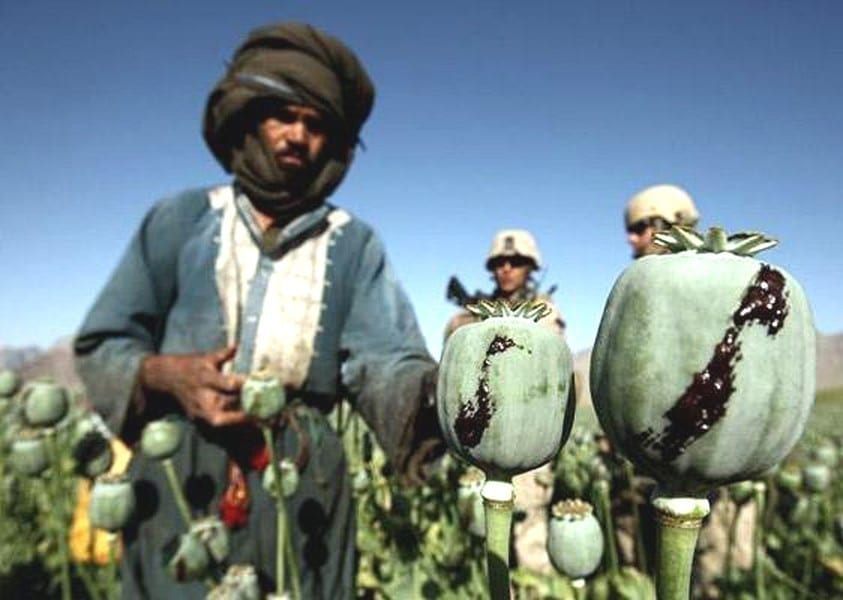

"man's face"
[490,256,532,295]
[257,104,329,184]
[626,220,657,259]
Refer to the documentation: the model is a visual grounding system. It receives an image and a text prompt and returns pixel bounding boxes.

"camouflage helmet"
[625,184,699,229]
[485,229,542,270]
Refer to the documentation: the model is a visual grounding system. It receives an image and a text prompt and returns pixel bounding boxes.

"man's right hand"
[138,346,248,427]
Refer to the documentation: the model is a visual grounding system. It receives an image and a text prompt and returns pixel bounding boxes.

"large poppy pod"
[591,227,815,496]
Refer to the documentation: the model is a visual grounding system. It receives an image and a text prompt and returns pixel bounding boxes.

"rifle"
[446,276,488,307]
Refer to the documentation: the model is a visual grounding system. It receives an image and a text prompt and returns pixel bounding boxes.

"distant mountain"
[19,337,81,390]
[2,331,841,399]
[0,345,42,371]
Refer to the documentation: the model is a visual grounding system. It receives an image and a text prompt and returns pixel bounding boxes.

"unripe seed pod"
[191,516,230,563]
[11,430,50,476]
[262,458,299,499]
[72,417,114,479]
[351,469,370,494]
[547,499,604,579]
[89,474,135,532]
[141,418,183,460]
[811,440,838,469]
[775,466,802,492]
[728,480,755,505]
[208,564,261,600]
[787,497,811,526]
[241,370,286,421]
[167,530,211,581]
[802,463,831,493]
[23,380,69,427]
[765,532,783,551]
[0,370,21,398]
[437,300,576,479]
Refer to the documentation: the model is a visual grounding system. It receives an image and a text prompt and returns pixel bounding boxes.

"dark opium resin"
[638,264,789,462]
[454,335,516,448]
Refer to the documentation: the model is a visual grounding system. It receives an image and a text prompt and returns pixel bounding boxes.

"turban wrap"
[203,23,375,217]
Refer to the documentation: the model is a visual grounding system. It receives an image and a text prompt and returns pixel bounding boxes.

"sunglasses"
[626,220,651,235]
[489,256,533,270]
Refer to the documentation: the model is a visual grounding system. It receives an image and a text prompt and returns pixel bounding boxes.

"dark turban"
[203,23,375,216]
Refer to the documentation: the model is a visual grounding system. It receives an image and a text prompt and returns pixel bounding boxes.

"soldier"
[624,184,700,258]
[444,229,565,574]
[444,229,565,340]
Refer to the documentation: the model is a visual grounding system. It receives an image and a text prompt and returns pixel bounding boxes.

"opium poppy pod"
[262,458,300,499]
[191,516,230,563]
[141,418,183,461]
[591,227,815,496]
[437,300,576,480]
[89,474,135,532]
[167,531,211,582]
[241,370,286,421]
[547,499,604,580]
[11,431,50,477]
[23,380,69,427]
[0,369,21,399]
[208,565,261,600]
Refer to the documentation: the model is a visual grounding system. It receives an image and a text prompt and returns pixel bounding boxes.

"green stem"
[108,533,119,600]
[285,526,302,600]
[798,498,819,600]
[594,480,619,577]
[763,474,778,530]
[752,482,766,600]
[652,492,710,600]
[263,427,286,597]
[335,399,345,434]
[822,493,834,536]
[800,550,813,600]
[74,562,104,600]
[161,458,192,529]
[623,462,648,573]
[762,555,818,599]
[47,434,72,600]
[572,578,587,600]
[262,426,301,600]
[351,412,360,462]
[482,478,514,600]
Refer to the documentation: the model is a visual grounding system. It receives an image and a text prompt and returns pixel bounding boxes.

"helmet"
[485,229,542,270]
[625,185,699,229]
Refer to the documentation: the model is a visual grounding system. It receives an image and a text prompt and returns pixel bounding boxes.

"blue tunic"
[75,186,436,598]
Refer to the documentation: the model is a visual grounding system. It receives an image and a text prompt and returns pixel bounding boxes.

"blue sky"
[1,1,841,358]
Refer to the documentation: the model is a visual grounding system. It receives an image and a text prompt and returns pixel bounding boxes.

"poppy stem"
[652,492,710,600]
[482,478,514,600]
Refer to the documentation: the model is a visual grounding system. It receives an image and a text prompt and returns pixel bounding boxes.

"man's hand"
[138,346,248,427]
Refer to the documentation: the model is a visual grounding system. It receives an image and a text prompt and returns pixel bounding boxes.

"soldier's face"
[626,221,656,259]
[491,257,531,294]
[258,104,329,179]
